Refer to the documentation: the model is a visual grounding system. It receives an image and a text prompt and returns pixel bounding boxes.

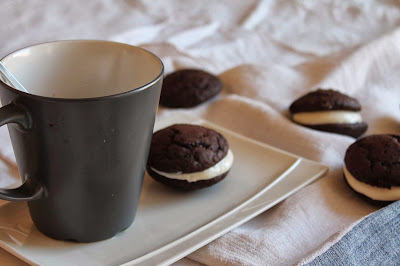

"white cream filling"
[292,111,362,125]
[344,166,400,201]
[151,149,234,182]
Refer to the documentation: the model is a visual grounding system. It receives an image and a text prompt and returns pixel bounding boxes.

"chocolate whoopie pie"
[344,134,400,205]
[289,89,368,138]
[159,69,222,108]
[146,124,234,190]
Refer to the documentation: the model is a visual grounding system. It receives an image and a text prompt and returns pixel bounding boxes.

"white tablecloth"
[0,1,399,265]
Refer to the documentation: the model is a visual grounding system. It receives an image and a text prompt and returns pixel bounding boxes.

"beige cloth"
[0,1,400,265]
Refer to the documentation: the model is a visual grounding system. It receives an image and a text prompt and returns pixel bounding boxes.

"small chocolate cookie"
[160,69,222,108]
[289,89,368,138]
[146,124,233,190]
[344,134,400,204]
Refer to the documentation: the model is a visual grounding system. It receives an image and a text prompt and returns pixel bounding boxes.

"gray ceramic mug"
[0,40,163,242]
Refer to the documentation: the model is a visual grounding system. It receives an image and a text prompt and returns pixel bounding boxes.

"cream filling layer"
[292,111,362,125]
[151,149,234,182]
[344,166,400,201]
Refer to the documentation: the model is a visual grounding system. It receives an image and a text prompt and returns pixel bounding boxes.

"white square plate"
[0,113,328,265]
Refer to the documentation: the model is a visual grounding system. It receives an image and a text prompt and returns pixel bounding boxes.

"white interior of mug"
[1,40,163,99]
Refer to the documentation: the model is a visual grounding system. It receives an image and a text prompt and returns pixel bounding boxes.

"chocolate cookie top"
[159,69,222,108]
[147,124,229,173]
[344,134,400,188]
[289,89,362,113]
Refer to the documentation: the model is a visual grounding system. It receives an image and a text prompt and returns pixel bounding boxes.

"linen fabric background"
[0,1,399,265]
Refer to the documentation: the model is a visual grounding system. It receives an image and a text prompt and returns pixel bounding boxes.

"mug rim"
[0,40,164,102]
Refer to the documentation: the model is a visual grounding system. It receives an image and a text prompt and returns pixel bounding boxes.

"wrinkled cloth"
[0,1,400,265]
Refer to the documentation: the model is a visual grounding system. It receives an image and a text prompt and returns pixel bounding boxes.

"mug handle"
[0,103,44,201]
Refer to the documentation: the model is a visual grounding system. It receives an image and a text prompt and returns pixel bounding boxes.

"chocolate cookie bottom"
[298,122,368,138]
[147,167,229,190]
[343,174,393,207]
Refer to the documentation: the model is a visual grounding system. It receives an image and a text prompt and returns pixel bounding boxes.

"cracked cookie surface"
[146,124,230,190]
[345,134,400,188]
[147,124,229,173]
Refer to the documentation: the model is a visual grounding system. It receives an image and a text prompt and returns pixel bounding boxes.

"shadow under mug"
[0,40,163,242]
